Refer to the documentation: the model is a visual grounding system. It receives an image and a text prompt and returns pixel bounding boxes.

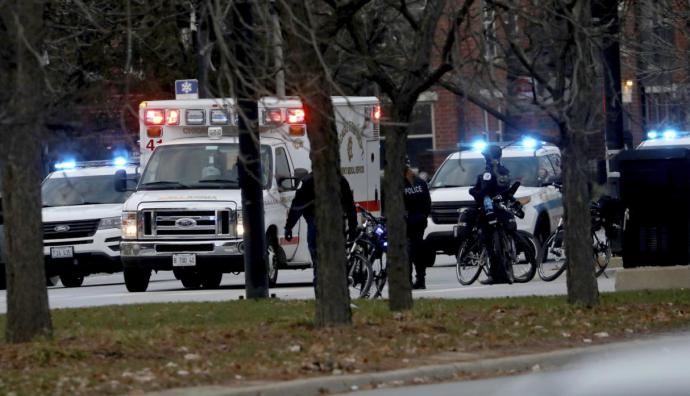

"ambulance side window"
[275,147,291,180]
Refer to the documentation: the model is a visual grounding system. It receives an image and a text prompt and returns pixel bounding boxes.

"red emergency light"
[166,109,180,125]
[265,109,283,124]
[373,105,381,121]
[144,109,165,126]
[287,108,305,124]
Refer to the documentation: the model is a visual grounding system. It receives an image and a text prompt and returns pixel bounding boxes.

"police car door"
[542,154,564,227]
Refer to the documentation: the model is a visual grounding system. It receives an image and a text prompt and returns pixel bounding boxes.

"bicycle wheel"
[493,229,514,284]
[371,256,387,299]
[513,231,538,283]
[456,237,485,285]
[347,253,374,299]
[593,233,611,278]
[538,229,567,281]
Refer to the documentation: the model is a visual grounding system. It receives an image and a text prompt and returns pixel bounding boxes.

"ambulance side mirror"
[294,168,308,181]
[278,177,298,192]
[114,170,131,192]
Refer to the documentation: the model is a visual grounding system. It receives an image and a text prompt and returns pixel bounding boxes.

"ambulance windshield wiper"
[196,179,240,187]
[140,181,190,190]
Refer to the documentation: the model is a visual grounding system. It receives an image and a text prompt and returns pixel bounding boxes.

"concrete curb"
[140,333,689,396]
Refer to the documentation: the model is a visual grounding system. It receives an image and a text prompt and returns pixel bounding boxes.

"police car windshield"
[139,144,272,190]
[42,175,132,207]
[431,157,540,188]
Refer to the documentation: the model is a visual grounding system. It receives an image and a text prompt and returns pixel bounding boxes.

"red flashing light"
[287,108,305,124]
[265,109,283,124]
[373,105,381,121]
[166,109,180,125]
[147,127,162,138]
[144,109,165,126]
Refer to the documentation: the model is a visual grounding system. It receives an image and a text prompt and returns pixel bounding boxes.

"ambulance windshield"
[139,143,272,190]
[431,156,540,188]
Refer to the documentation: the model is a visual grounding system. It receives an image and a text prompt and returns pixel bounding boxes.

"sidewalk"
[140,331,690,396]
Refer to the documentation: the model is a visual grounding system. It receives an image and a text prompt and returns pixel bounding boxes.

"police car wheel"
[60,272,84,288]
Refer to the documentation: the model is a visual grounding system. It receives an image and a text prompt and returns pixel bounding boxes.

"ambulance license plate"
[172,254,196,267]
[50,246,74,259]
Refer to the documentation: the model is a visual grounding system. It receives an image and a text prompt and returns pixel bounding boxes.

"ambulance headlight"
[122,212,138,239]
[236,217,244,237]
[99,216,121,230]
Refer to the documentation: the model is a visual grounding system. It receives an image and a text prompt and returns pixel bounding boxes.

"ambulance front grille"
[141,209,236,239]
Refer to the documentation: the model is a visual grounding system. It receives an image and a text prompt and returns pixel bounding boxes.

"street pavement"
[0,255,616,313]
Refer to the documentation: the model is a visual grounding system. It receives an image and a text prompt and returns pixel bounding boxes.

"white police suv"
[42,158,137,287]
[423,138,563,263]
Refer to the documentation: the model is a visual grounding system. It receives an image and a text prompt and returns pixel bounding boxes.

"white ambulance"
[423,139,563,263]
[119,96,381,292]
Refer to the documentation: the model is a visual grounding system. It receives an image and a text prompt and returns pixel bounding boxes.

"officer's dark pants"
[306,219,318,295]
[408,220,428,281]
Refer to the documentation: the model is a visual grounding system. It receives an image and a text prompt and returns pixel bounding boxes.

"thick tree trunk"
[302,85,352,327]
[1,0,53,342]
[385,106,414,311]
[562,132,599,307]
[563,0,599,307]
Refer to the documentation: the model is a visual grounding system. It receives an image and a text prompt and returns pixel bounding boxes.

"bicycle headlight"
[121,211,138,239]
[98,216,121,230]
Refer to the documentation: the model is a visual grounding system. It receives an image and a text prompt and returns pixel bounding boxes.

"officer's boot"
[412,276,426,290]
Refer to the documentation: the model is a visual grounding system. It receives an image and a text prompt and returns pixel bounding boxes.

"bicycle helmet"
[482,144,502,162]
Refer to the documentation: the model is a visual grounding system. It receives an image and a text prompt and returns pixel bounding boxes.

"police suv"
[423,138,563,262]
[42,159,138,287]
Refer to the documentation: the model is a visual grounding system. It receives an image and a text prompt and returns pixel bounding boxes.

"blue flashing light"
[113,156,128,167]
[54,160,76,170]
[521,136,538,149]
[646,130,658,139]
[471,140,487,152]
[663,129,678,140]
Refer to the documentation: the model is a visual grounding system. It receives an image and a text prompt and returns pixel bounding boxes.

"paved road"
[0,255,616,313]
[346,333,690,396]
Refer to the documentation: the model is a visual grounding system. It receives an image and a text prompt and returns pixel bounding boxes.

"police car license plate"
[173,254,196,267]
[50,246,74,259]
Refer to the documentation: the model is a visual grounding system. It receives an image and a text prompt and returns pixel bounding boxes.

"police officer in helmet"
[458,144,512,284]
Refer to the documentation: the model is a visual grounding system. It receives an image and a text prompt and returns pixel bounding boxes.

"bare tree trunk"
[303,86,353,326]
[385,106,413,311]
[564,0,599,307]
[563,131,598,307]
[282,0,352,326]
[1,0,53,342]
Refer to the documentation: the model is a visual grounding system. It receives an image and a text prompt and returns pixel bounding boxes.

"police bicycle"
[346,206,387,299]
[538,188,619,281]
[455,182,538,285]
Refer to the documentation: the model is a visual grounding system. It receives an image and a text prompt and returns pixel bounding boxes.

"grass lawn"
[1,290,690,395]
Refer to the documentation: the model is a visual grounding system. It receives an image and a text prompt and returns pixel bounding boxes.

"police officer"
[284,171,358,288]
[460,144,512,284]
[404,162,432,289]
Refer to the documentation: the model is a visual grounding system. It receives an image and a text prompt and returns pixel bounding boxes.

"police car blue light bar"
[663,129,678,140]
[113,156,128,167]
[471,140,487,151]
[54,160,76,170]
[521,136,538,149]
[646,130,658,139]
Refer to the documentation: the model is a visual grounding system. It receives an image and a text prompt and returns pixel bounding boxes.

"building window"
[380,101,434,169]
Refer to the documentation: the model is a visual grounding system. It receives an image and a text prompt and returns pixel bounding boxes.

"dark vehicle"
[455,182,537,285]
[346,206,387,298]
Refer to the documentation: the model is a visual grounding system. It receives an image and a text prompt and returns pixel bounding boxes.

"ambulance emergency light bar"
[645,128,687,140]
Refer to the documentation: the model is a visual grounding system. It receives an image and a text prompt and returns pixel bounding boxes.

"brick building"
[406,1,689,176]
